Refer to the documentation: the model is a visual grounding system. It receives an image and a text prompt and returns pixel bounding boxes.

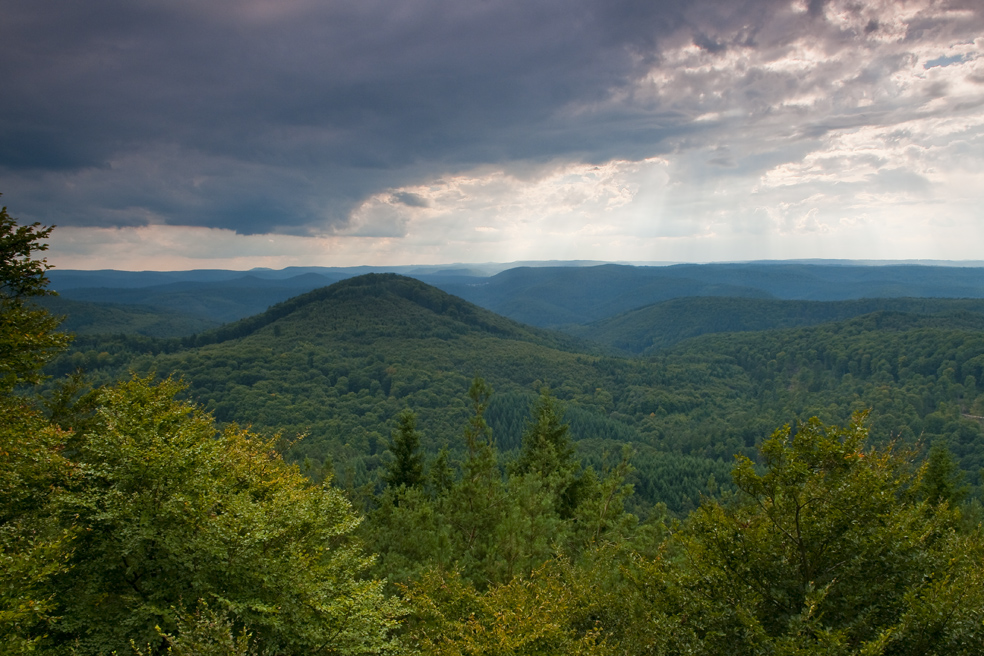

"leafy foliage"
[44,376,402,655]
[395,414,984,655]
[612,415,984,655]
[0,200,70,392]
[133,602,257,656]
[364,380,639,590]
[403,564,611,656]
[0,202,402,654]
[0,200,74,652]
[0,199,55,300]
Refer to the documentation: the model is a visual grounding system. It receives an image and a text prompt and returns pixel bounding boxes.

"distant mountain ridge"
[46,261,984,335]
[440,263,984,327]
[52,273,348,324]
[45,260,610,290]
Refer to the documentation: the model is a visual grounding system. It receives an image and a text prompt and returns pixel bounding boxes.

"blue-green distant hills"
[439,263,984,327]
[47,262,984,336]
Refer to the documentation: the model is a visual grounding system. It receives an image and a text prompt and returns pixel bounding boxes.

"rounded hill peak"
[186,273,574,349]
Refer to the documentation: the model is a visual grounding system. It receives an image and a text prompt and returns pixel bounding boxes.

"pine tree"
[384,409,424,490]
[445,377,505,583]
[513,387,575,480]
[512,387,587,518]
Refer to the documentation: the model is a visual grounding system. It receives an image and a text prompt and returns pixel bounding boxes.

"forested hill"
[47,272,984,518]
[43,272,347,326]
[182,272,585,352]
[51,273,633,442]
[576,296,984,354]
[441,262,984,327]
[37,296,220,337]
[51,273,736,513]
[439,263,771,327]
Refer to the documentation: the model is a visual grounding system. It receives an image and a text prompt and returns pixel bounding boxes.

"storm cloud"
[1,0,982,266]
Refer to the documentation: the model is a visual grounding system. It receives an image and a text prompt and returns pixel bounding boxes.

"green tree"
[0,199,73,652]
[568,447,636,549]
[445,377,505,583]
[621,413,984,655]
[48,376,403,655]
[132,602,257,656]
[0,203,403,653]
[513,387,575,480]
[384,409,425,490]
[918,440,968,506]
[365,485,452,587]
[427,447,454,497]
[0,198,69,392]
[512,387,589,520]
[403,562,611,656]
[493,473,563,581]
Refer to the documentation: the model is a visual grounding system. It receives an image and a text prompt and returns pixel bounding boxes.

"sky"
[2,0,983,270]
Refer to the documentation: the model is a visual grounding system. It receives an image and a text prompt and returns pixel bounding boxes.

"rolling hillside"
[36,296,220,337]
[53,274,730,512]
[440,262,984,327]
[48,274,984,511]
[574,296,984,354]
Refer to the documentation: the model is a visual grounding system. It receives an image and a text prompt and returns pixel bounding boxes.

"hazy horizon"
[46,257,984,276]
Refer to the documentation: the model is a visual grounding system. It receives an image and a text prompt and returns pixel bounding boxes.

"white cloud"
[338,158,675,246]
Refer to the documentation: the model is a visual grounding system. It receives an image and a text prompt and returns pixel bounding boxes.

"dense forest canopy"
[45,273,984,513]
[4,201,984,654]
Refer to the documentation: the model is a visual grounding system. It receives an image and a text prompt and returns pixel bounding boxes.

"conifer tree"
[428,447,454,497]
[384,408,424,490]
[512,387,587,519]
[446,376,505,583]
[513,387,575,480]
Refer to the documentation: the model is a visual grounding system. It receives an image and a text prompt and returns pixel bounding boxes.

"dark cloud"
[2,0,685,231]
[0,128,102,170]
[0,0,981,236]
[694,32,728,54]
[391,192,430,208]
